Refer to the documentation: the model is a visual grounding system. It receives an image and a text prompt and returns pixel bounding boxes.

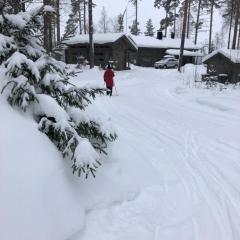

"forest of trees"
[11,0,239,55]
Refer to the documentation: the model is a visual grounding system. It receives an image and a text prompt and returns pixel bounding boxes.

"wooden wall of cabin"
[233,63,240,83]
[94,45,112,68]
[206,54,234,81]
[136,48,166,67]
[65,44,113,68]
[65,45,88,64]
[112,39,130,70]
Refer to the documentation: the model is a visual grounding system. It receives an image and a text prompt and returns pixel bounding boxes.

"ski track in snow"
[71,67,240,240]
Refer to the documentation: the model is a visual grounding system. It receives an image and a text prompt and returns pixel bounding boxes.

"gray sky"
[93,0,164,31]
[93,0,223,44]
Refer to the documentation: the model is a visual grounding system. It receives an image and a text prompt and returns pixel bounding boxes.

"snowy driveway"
[71,66,240,240]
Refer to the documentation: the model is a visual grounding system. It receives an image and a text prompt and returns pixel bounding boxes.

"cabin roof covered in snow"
[130,35,199,50]
[166,49,203,57]
[63,33,138,50]
[63,33,199,51]
[203,49,240,64]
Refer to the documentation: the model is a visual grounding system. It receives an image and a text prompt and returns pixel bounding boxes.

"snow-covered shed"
[130,35,199,67]
[63,33,138,70]
[203,49,240,83]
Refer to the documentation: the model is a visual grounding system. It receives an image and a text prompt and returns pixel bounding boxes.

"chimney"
[171,32,175,39]
[157,30,163,40]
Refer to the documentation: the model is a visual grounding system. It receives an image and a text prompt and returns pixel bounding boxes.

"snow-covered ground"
[1,65,240,240]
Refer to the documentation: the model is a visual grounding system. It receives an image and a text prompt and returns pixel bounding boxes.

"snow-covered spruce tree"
[116,14,124,32]
[1,4,117,178]
[144,19,155,37]
[129,20,141,35]
[62,13,78,40]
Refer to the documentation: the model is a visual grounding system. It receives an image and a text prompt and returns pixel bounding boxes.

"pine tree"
[63,0,80,40]
[129,20,141,35]
[1,3,116,178]
[144,19,155,36]
[154,0,179,37]
[98,7,110,33]
[116,14,124,32]
[63,13,78,40]
[129,0,142,35]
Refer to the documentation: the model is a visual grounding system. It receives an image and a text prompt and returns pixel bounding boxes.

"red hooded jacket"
[104,69,115,87]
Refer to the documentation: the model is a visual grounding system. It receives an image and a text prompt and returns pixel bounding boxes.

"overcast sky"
[94,0,223,43]
[61,0,224,45]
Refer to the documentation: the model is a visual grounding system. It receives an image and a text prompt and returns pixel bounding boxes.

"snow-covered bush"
[0,4,116,178]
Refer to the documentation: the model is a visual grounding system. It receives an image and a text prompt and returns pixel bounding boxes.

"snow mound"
[0,96,84,240]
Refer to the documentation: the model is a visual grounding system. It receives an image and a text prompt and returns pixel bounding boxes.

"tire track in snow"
[180,131,240,240]
[73,67,240,240]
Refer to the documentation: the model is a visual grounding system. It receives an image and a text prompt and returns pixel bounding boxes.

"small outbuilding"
[63,33,138,70]
[165,49,203,65]
[203,49,240,83]
[130,35,200,67]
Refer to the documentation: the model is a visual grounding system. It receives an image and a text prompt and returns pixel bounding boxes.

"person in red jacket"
[104,64,115,96]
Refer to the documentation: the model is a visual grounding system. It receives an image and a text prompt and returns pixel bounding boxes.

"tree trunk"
[84,0,87,34]
[56,0,61,43]
[0,0,5,17]
[194,0,201,44]
[43,0,49,52]
[165,11,168,37]
[228,3,233,49]
[173,2,176,35]
[22,2,25,12]
[187,0,191,38]
[232,1,239,49]
[88,0,94,68]
[178,0,189,72]
[237,25,240,49]
[135,0,138,35]
[208,2,214,53]
[43,0,53,53]
[49,14,53,51]
[79,2,82,34]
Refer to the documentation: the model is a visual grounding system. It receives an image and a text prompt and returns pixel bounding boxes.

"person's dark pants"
[107,86,113,96]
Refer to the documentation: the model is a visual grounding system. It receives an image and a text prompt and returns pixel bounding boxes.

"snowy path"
[71,67,240,240]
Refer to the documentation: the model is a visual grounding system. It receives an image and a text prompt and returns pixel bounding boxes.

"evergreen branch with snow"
[0,3,117,178]
[75,121,117,154]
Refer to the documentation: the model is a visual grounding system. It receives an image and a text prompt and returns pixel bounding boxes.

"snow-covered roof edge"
[166,49,203,57]
[63,33,138,50]
[203,49,240,64]
[130,35,200,50]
